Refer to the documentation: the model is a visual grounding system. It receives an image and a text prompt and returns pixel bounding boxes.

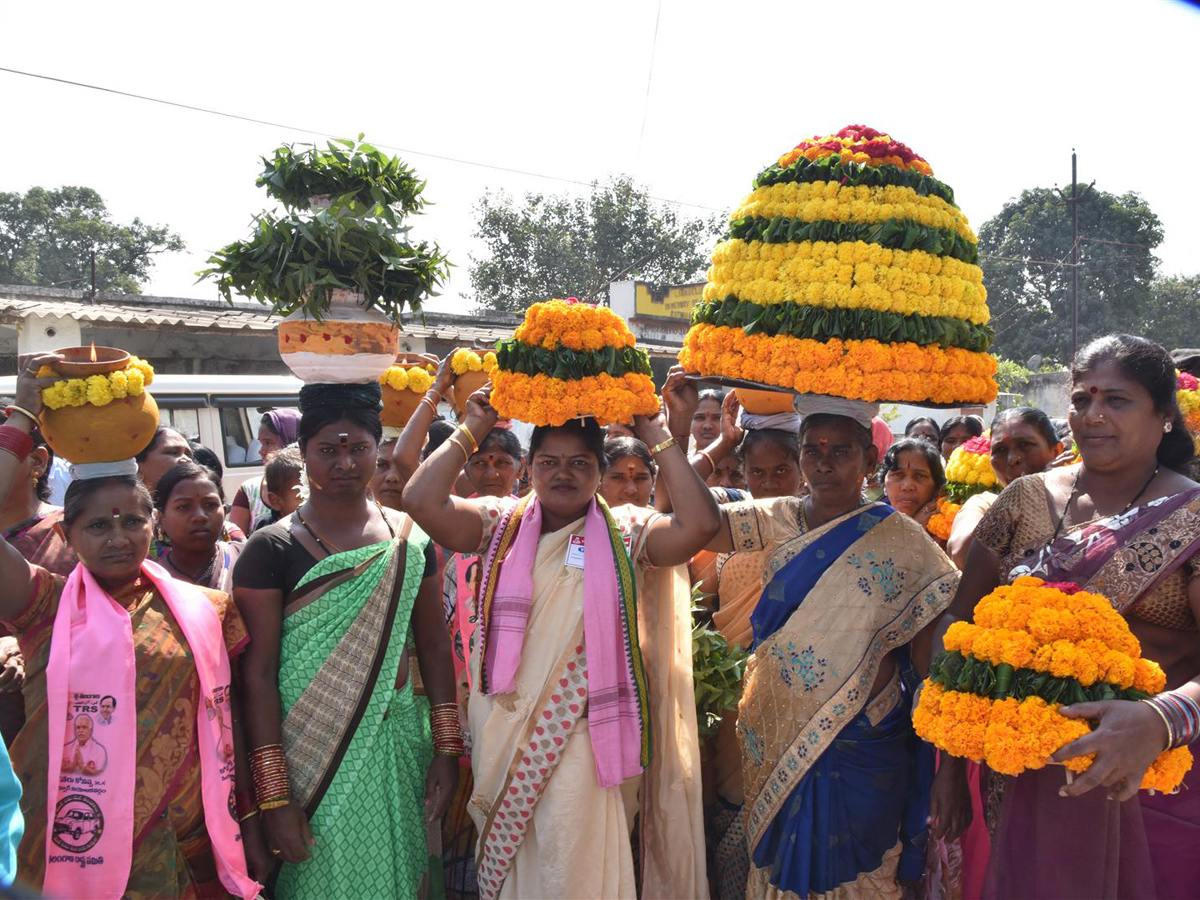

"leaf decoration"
[727,216,978,265]
[929,650,1151,704]
[754,153,957,207]
[495,338,653,380]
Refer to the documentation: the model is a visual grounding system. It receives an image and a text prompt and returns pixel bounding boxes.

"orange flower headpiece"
[489,298,659,427]
[914,577,1192,793]
[680,125,998,406]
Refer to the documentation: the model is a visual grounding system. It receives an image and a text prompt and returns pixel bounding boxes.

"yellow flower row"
[380,365,434,394]
[706,239,989,324]
[513,299,637,352]
[945,445,998,487]
[451,348,498,375]
[973,577,1143,658]
[915,681,1193,790]
[680,324,998,405]
[731,182,976,244]
[41,357,155,411]
[943,621,1163,693]
[490,370,658,427]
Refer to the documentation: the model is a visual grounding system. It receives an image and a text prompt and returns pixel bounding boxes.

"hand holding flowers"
[1053,699,1173,802]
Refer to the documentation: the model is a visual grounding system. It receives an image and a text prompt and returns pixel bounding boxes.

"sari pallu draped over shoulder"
[273,519,433,900]
[738,503,959,898]
[986,485,1200,900]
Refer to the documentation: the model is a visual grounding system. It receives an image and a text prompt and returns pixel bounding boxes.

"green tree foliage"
[979,188,1163,365]
[469,175,722,312]
[0,186,184,294]
[1143,274,1200,353]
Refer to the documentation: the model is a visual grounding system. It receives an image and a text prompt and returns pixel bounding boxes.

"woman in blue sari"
[704,405,959,898]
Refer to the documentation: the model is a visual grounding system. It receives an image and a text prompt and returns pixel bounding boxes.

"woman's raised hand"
[661,365,698,441]
[463,383,498,435]
[719,391,744,449]
[13,352,64,420]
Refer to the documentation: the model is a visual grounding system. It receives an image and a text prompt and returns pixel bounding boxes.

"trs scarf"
[44,560,259,900]
[477,494,650,788]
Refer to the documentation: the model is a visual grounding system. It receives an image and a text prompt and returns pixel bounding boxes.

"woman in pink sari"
[935,334,1200,899]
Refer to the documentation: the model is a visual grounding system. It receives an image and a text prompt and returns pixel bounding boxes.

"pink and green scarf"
[477,494,650,788]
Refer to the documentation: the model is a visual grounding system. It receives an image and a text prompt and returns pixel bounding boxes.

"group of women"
[0,330,1194,899]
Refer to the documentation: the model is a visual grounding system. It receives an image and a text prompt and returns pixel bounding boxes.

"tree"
[979,187,1163,365]
[468,175,723,312]
[0,186,184,294]
[1143,274,1200,354]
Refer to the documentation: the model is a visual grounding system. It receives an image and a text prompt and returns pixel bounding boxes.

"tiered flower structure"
[1178,371,1200,453]
[40,357,155,410]
[490,298,659,427]
[915,577,1192,792]
[926,435,996,540]
[681,125,998,405]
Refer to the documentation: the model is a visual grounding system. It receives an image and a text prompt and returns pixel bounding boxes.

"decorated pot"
[277,289,400,384]
[381,353,439,427]
[450,371,490,418]
[735,388,796,416]
[39,347,160,464]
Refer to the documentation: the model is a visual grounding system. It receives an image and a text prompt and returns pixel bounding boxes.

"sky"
[2,0,1199,314]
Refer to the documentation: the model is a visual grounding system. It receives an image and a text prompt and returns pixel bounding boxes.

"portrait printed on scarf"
[62,713,108,776]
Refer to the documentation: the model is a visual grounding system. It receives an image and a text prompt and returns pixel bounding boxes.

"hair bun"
[298,382,383,414]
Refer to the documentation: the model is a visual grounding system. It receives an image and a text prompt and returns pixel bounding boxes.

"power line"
[637,0,663,161]
[0,65,725,214]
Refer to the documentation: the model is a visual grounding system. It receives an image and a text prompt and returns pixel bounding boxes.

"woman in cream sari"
[701,403,959,898]
[402,371,719,899]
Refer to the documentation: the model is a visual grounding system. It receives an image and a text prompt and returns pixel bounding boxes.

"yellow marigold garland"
[706,239,989,324]
[40,357,154,410]
[681,324,997,405]
[731,182,976,243]
[379,365,434,394]
[1177,371,1200,453]
[451,348,497,376]
[916,577,1191,791]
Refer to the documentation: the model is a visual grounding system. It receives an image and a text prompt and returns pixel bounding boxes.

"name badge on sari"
[566,533,634,569]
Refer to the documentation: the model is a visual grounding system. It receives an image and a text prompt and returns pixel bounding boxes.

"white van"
[0,373,302,498]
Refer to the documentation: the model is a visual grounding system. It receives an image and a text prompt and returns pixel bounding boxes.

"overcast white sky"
[2,0,1198,313]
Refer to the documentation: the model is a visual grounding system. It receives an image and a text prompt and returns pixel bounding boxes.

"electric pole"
[1058,152,1093,363]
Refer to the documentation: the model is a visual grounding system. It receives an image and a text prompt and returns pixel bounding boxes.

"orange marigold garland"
[1177,370,1200,453]
[926,436,996,540]
[915,577,1192,790]
[681,125,998,406]
[490,298,659,426]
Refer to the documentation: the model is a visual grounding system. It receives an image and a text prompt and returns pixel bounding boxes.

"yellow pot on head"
[735,388,795,415]
[40,392,160,465]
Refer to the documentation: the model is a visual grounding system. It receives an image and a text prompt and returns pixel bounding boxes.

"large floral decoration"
[680,125,998,405]
[914,577,1192,792]
[1177,371,1200,453]
[40,357,155,410]
[489,298,659,426]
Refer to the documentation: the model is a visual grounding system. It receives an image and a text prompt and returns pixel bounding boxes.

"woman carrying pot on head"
[0,356,262,898]
[402,370,719,900]
[932,335,1200,899]
[233,381,458,900]
[155,460,242,596]
[698,396,959,899]
[945,406,1064,570]
[230,410,302,536]
[882,437,947,534]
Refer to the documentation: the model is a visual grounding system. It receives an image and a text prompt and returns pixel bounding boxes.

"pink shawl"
[481,496,645,788]
[44,560,260,899]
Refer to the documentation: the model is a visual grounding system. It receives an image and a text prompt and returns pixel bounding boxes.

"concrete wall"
[1023,372,1071,419]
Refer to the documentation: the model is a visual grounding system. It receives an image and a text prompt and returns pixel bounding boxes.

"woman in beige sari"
[402,371,719,899]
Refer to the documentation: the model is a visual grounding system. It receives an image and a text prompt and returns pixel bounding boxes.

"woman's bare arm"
[394,355,456,488]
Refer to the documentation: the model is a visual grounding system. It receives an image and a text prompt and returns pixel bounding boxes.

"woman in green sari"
[234,382,458,898]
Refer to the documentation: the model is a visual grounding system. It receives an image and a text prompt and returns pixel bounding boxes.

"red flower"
[1178,372,1199,391]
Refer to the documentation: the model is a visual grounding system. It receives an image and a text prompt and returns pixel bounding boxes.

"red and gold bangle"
[249,743,292,809]
[3,405,39,427]
[0,425,33,462]
[430,702,465,757]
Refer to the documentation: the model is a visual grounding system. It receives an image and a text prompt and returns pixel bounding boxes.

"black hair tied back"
[297,382,384,450]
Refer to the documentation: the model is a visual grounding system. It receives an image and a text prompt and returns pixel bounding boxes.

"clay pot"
[735,388,796,416]
[450,370,491,418]
[277,289,400,384]
[41,392,160,465]
[381,353,439,428]
[53,345,130,378]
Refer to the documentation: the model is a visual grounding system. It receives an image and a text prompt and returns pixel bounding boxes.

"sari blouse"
[4,566,249,896]
[975,473,1198,631]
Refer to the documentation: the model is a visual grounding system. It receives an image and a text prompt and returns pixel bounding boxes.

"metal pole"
[89,249,96,302]
[1070,150,1079,363]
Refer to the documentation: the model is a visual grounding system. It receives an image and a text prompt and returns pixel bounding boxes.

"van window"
[220,407,262,467]
[161,408,200,443]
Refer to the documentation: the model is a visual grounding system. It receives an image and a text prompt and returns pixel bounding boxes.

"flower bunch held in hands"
[914,577,1192,792]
